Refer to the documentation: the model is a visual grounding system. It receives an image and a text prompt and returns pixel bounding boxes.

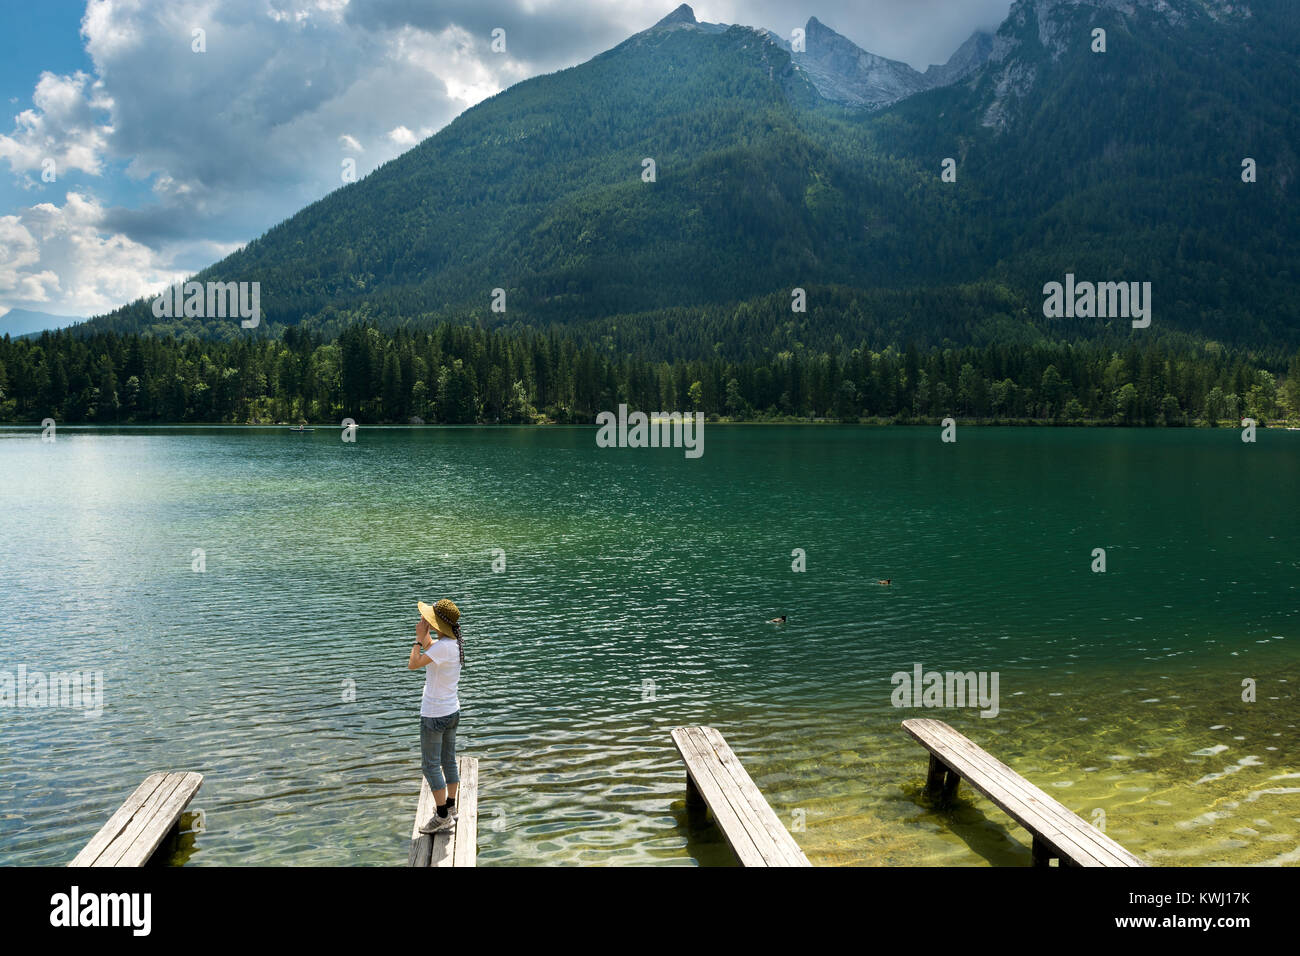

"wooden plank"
[673,727,766,866]
[409,756,478,868]
[698,726,810,867]
[676,724,809,868]
[93,772,186,868]
[70,772,170,867]
[906,722,1119,866]
[108,772,203,868]
[684,726,783,863]
[671,727,768,867]
[408,776,436,867]
[682,726,781,863]
[428,817,455,867]
[907,720,1109,863]
[696,727,808,867]
[917,725,1133,867]
[903,719,1144,867]
[71,771,203,868]
[907,721,1092,841]
[450,757,479,868]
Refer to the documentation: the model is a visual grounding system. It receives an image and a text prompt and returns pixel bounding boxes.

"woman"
[408,598,464,834]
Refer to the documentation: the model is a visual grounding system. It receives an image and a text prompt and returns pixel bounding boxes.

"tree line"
[2,323,1296,426]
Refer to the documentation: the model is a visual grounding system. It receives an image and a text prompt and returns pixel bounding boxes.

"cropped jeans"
[420,711,460,791]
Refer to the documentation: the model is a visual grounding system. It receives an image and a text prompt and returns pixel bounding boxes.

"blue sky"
[0,2,156,251]
[0,1,1011,322]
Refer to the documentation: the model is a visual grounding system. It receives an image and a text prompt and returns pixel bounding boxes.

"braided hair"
[436,606,464,664]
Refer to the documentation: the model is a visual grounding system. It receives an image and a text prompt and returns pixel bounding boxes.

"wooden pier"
[408,756,479,867]
[70,771,203,867]
[671,725,811,867]
[903,718,1145,867]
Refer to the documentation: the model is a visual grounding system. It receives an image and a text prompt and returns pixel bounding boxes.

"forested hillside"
[78,0,1299,352]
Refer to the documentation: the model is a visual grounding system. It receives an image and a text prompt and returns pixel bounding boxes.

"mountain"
[784,17,993,109]
[789,16,932,109]
[923,30,995,88]
[0,309,84,338]
[87,0,1300,357]
[654,9,993,111]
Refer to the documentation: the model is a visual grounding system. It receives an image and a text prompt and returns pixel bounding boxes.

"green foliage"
[3,327,1292,427]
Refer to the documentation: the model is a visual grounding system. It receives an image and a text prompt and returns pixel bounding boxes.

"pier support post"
[1032,834,1055,867]
[685,771,705,808]
[925,754,946,798]
[926,755,961,806]
[940,768,961,804]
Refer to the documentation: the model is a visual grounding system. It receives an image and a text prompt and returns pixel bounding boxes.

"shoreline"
[3,418,1298,429]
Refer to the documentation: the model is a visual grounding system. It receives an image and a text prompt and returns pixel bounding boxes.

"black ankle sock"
[436,804,449,819]
[446,798,456,809]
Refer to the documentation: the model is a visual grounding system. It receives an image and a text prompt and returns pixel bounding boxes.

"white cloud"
[0,71,113,179]
[0,0,520,315]
[0,192,187,316]
[0,215,53,301]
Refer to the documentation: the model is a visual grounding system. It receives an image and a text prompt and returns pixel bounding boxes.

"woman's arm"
[407,617,434,670]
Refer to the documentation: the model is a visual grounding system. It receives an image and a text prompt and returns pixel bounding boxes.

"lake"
[1,425,1296,866]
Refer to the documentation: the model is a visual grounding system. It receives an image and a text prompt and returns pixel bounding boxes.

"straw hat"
[418,599,460,638]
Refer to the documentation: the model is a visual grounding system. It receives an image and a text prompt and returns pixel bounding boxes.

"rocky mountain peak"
[654,4,697,29]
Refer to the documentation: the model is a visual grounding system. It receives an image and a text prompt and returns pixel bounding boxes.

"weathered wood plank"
[699,726,810,867]
[675,728,768,866]
[93,772,187,868]
[903,718,1144,867]
[70,773,170,867]
[107,772,203,868]
[913,724,1128,867]
[428,815,455,867]
[70,771,203,868]
[671,728,767,867]
[408,775,436,867]
[671,726,809,867]
[449,757,479,868]
[906,722,1119,866]
[408,756,478,868]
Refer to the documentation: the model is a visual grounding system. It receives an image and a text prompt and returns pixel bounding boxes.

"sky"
[0,0,1012,321]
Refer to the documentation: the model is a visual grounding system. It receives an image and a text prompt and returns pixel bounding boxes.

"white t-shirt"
[420,638,462,718]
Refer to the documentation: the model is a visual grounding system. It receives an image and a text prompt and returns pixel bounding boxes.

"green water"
[1,425,1296,866]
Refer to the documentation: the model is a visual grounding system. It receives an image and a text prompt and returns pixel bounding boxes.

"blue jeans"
[420,711,460,791]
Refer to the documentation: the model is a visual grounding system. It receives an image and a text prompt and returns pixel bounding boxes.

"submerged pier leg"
[940,768,961,804]
[685,771,705,809]
[1032,834,1055,867]
[925,754,947,799]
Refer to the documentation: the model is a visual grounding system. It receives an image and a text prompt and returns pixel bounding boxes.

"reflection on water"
[0,426,1296,865]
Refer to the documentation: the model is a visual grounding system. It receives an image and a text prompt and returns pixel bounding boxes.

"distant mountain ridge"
[0,309,84,339]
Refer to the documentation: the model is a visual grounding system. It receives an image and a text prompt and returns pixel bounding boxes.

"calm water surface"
[1,425,1296,865]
